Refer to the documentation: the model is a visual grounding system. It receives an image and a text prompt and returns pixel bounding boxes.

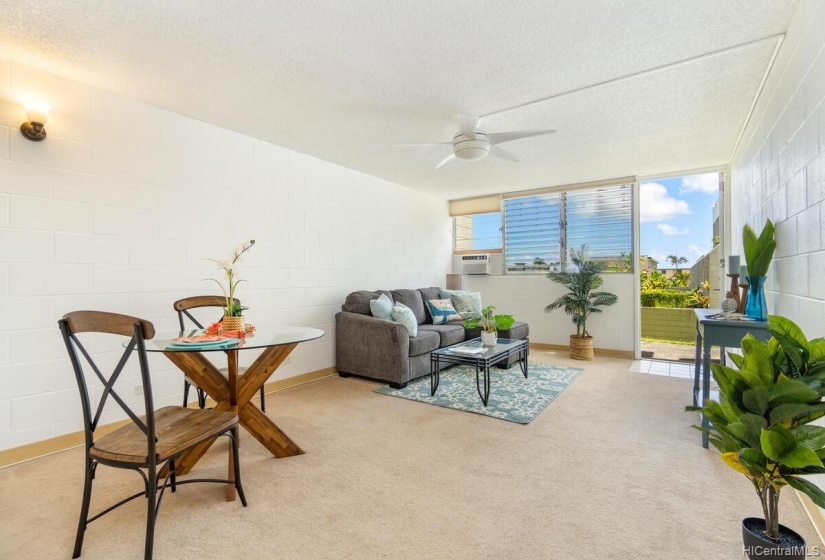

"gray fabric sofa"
[335,287,529,388]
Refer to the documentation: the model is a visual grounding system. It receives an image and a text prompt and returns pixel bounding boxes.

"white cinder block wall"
[463,275,636,352]
[0,57,452,451]
[730,0,825,516]
[730,0,825,338]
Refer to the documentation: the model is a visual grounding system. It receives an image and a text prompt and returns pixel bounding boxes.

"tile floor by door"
[629,359,694,378]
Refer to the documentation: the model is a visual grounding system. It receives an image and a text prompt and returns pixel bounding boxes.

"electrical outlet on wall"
[134,385,144,397]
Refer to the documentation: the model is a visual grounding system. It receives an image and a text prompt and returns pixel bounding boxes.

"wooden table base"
[160,343,303,497]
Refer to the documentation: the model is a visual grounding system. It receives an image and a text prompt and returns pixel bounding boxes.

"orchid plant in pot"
[206,239,255,331]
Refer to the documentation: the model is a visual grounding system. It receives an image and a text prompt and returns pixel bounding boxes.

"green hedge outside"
[640,289,695,308]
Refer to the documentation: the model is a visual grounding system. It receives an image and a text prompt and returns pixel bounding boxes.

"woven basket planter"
[222,315,245,332]
[569,335,594,361]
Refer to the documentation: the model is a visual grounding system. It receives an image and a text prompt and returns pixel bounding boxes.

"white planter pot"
[481,331,497,346]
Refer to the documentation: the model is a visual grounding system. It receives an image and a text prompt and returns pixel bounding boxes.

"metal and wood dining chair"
[59,311,247,560]
[173,296,266,411]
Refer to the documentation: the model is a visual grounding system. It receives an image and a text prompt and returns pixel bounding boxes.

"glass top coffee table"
[430,338,529,406]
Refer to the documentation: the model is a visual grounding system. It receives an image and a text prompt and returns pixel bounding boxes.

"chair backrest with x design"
[59,311,157,458]
[173,296,241,330]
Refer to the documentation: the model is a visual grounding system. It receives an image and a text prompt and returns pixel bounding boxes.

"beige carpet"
[0,350,821,560]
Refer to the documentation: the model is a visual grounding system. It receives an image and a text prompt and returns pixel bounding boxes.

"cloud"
[640,182,691,223]
[681,173,719,194]
[657,223,690,236]
[688,244,703,257]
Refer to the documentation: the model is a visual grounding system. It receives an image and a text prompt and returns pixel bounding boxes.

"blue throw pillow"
[369,293,393,320]
[391,302,418,337]
[425,299,463,325]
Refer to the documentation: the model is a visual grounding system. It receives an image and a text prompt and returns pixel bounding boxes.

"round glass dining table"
[143,326,324,494]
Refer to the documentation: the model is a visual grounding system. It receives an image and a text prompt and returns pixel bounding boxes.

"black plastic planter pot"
[742,517,806,560]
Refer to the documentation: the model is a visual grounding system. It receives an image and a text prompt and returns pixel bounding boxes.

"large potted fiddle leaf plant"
[545,245,618,360]
[696,315,825,559]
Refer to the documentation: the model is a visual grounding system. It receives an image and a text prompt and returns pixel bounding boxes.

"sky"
[640,172,719,268]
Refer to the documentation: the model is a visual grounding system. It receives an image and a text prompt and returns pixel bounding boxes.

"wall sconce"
[20,102,50,142]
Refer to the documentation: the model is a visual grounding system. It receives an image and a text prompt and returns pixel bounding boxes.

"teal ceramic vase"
[744,276,767,321]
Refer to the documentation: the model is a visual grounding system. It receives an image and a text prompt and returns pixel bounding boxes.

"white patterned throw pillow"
[391,302,418,337]
[451,292,482,316]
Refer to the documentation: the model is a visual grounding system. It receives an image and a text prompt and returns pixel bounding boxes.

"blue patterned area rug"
[374,362,583,424]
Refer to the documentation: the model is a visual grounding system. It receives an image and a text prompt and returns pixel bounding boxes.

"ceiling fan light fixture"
[453,133,490,161]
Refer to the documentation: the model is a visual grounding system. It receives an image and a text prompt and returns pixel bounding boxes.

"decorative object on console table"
[206,239,256,332]
[737,271,749,313]
[725,254,742,311]
[462,305,514,346]
[742,220,775,322]
[544,245,618,360]
[692,316,825,560]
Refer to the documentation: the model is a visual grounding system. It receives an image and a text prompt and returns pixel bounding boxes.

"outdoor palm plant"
[667,254,688,269]
[545,245,618,360]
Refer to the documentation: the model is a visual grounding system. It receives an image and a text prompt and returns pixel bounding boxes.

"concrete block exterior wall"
[0,57,453,450]
[730,0,825,516]
[640,307,696,342]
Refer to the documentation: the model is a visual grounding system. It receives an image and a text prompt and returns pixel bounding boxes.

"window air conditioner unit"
[460,254,490,275]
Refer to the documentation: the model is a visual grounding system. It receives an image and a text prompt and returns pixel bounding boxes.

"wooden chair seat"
[90,407,238,464]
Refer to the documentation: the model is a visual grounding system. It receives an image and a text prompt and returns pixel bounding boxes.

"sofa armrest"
[335,312,411,384]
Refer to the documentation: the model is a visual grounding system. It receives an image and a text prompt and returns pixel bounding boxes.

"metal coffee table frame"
[430,338,529,406]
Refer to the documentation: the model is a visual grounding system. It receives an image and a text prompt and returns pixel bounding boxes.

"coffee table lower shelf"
[430,338,529,406]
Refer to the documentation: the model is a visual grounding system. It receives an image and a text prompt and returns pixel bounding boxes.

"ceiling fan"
[396,115,555,169]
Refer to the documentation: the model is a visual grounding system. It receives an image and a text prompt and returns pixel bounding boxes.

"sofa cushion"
[418,324,466,347]
[424,299,462,325]
[391,289,426,325]
[344,290,393,315]
[499,321,530,341]
[461,321,529,342]
[408,330,440,356]
[418,287,441,322]
[369,293,393,320]
[391,302,418,337]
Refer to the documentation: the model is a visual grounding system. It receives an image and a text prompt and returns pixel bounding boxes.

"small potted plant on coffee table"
[463,305,514,346]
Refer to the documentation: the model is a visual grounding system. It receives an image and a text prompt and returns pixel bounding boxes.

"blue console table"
[693,308,770,448]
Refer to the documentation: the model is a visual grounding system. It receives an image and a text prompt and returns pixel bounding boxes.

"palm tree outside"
[666,254,688,269]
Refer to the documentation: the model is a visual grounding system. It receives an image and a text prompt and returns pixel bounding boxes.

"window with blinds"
[503,183,632,273]
[565,184,633,263]
[453,211,502,251]
[503,194,562,272]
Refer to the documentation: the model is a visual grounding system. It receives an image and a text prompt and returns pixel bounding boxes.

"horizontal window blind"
[565,184,632,260]
[503,194,561,271]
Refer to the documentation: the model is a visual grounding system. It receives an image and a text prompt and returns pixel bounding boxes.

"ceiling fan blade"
[487,129,556,145]
[457,114,481,137]
[489,145,519,163]
[435,154,456,169]
[392,142,452,148]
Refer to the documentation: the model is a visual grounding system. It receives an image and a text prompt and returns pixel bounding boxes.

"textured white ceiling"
[0,1,798,199]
